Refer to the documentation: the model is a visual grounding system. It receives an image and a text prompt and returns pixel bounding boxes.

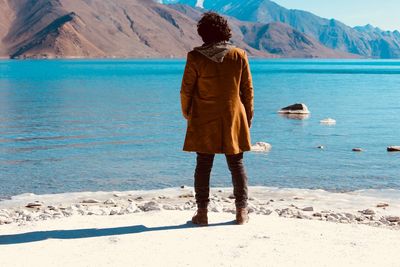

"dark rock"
[376,203,389,208]
[26,202,43,208]
[302,206,314,212]
[278,103,310,114]
[387,146,400,152]
[360,209,375,215]
[386,216,400,223]
[352,148,363,152]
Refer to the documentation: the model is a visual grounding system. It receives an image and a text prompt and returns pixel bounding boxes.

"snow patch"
[196,0,204,8]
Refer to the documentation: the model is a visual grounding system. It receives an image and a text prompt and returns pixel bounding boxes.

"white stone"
[320,118,336,125]
[251,142,272,152]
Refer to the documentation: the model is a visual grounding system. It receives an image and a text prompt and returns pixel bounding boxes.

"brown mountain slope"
[240,22,358,58]
[0,0,14,57]
[0,0,359,59]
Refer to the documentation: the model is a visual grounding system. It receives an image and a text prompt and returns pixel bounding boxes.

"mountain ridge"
[173,0,400,58]
[0,0,379,59]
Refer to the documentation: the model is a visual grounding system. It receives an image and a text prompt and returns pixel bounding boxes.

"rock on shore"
[1,187,400,230]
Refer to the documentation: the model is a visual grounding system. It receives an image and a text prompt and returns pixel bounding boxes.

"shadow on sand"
[0,220,236,245]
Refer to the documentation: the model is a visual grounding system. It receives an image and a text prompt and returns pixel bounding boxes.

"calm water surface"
[0,59,400,198]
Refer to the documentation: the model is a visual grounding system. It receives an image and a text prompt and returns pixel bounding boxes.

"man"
[180,12,254,225]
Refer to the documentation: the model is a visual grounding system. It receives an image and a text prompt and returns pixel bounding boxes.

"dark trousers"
[194,152,248,209]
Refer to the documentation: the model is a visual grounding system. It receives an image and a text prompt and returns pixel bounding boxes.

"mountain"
[0,0,357,59]
[0,0,204,59]
[173,0,400,58]
[238,22,353,58]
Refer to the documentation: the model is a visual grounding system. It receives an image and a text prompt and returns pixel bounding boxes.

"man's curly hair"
[197,12,232,44]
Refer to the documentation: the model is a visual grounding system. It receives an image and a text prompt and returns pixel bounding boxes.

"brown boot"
[236,208,249,225]
[192,208,208,226]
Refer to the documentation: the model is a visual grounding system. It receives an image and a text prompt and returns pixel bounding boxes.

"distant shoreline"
[3,57,400,61]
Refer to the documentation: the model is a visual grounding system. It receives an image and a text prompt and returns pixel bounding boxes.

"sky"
[273,0,400,31]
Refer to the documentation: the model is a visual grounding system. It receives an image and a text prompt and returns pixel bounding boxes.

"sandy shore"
[1,186,400,266]
[1,210,400,267]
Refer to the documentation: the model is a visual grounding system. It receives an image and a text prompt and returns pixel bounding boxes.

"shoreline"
[1,186,399,229]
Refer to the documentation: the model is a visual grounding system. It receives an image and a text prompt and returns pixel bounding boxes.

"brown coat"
[180,47,254,155]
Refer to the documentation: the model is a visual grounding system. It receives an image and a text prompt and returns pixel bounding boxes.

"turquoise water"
[0,59,400,198]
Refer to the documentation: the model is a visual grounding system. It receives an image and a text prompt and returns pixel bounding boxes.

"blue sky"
[273,0,400,31]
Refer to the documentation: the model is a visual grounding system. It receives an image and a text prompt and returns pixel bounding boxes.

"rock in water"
[278,103,310,114]
[320,118,336,125]
[387,146,400,152]
[251,142,272,152]
[352,148,363,152]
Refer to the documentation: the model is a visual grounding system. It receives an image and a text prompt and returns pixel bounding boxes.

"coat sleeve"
[180,52,197,120]
[240,51,254,126]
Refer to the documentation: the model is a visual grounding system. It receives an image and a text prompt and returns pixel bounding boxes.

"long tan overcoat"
[180,47,254,155]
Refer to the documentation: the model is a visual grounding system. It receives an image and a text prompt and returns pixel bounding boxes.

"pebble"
[386,216,400,223]
[360,209,375,215]
[302,206,314,212]
[228,194,235,199]
[26,202,43,208]
[326,216,338,222]
[81,199,101,204]
[221,197,232,203]
[162,204,176,210]
[140,201,161,212]
[211,206,223,213]
[125,203,139,213]
[222,207,236,214]
[344,213,356,220]
[104,198,117,205]
[109,208,120,216]
[376,203,389,208]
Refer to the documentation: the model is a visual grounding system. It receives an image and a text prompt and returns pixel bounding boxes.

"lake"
[0,59,400,198]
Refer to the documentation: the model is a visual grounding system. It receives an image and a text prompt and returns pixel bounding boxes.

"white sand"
[1,210,400,267]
